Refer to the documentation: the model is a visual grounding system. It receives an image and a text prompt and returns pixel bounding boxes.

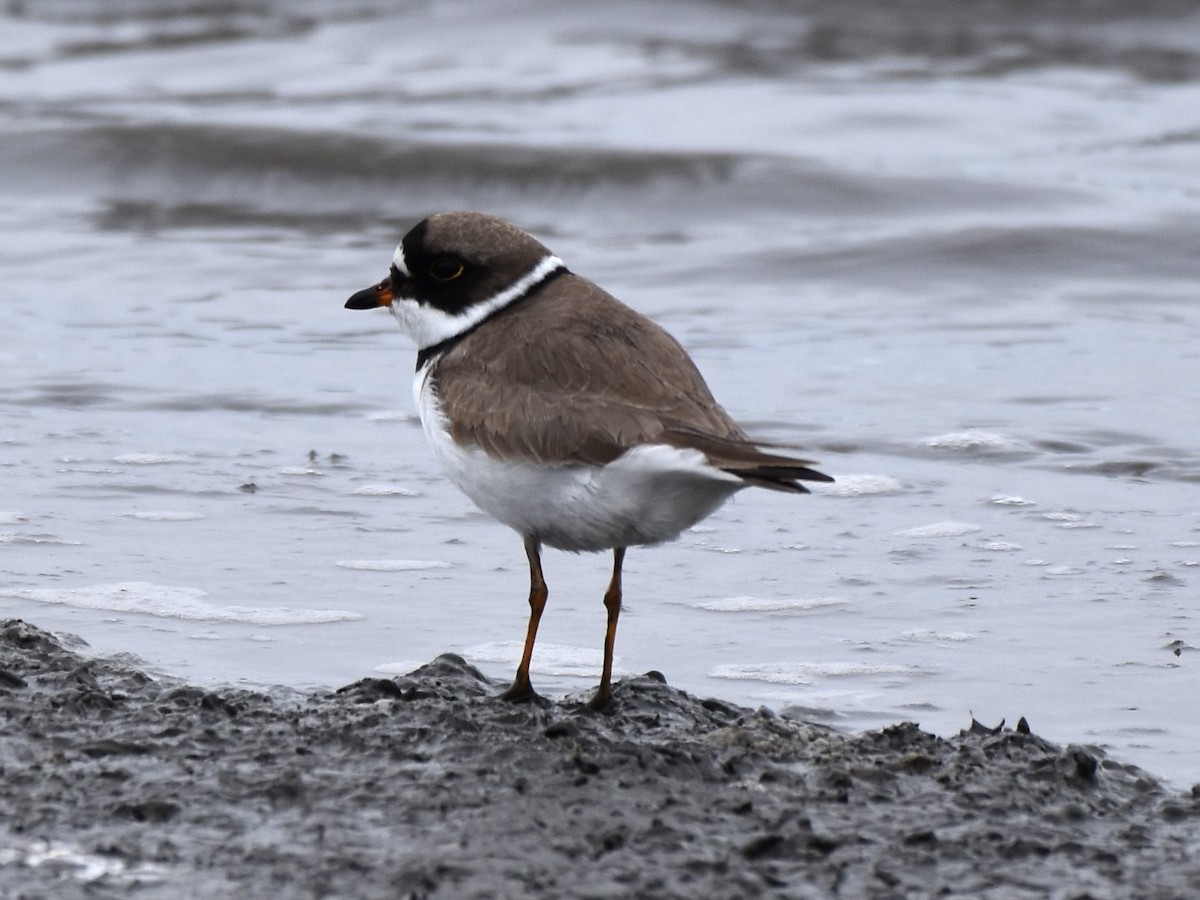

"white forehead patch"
[392,243,409,276]
[390,253,564,353]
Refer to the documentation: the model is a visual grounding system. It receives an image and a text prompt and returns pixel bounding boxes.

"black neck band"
[415,265,568,371]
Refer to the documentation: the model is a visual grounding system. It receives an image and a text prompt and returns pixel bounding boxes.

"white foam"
[1,582,361,625]
[118,511,205,521]
[464,640,606,677]
[1042,512,1099,529]
[1044,566,1083,576]
[691,596,849,613]
[711,661,919,686]
[975,540,1023,551]
[895,521,983,538]
[336,559,451,571]
[373,660,428,676]
[899,629,976,643]
[0,532,79,545]
[0,512,28,525]
[814,474,904,496]
[991,495,1036,506]
[924,431,1023,452]
[112,453,186,465]
[351,484,418,496]
[0,839,167,884]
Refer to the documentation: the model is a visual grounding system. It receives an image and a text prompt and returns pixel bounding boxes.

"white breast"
[413,365,745,552]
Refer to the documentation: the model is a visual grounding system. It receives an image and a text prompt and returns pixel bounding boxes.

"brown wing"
[433,274,832,491]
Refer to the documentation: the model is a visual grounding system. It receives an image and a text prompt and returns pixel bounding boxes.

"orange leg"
[590,547,626,710]
[502,536,548,702]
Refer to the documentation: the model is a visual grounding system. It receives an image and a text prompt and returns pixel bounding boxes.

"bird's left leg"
[590,546,626,710]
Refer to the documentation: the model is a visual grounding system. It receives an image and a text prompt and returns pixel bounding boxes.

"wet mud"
[2,619,1198,899]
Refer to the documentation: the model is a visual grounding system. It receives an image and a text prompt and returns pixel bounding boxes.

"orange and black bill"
[345,277,394,309]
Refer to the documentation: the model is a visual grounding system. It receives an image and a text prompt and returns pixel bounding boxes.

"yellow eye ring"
[428,258,465,282]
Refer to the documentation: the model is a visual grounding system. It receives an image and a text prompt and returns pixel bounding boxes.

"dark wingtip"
[722,465,834,493]
[659,425,833,491]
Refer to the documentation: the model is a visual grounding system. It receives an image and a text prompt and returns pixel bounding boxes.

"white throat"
[390,253,564,351]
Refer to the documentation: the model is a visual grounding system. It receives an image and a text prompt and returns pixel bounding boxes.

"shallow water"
[2,1,1200,784]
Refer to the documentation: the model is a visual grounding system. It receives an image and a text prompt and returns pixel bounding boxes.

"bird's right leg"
[501,535,548,702]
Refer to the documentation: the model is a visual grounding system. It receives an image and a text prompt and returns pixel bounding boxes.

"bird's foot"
[588,684,613,712]
[500,677,539,703]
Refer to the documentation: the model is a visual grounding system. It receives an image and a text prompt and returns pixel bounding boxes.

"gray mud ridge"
[1,620,1198,899]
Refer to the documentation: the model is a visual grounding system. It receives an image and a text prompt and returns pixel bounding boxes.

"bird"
[345,212,832,709]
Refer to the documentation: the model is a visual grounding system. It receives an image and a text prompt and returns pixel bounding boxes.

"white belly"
[414,366,744,552]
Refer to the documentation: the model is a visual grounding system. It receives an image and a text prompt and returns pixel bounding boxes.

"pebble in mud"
[2,618,1199,899]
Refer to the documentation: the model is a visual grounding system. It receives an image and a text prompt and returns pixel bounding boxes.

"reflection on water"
[2,1,1200,785]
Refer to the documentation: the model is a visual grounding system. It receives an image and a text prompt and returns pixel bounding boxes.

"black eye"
[428,257,465,282]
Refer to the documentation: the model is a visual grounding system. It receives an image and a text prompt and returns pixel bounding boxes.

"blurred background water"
[2,0,1199,784]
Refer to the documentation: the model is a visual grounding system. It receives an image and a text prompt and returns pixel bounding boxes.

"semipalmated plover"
[346,212,831,709]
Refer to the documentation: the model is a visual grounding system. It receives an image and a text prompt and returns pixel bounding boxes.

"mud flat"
[1,619,1198,898]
